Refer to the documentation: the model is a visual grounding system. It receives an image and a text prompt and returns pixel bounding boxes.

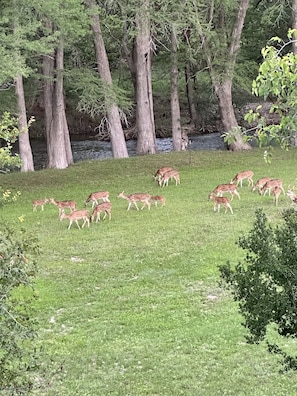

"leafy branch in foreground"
[244,30,297,151]
[0,112,22,173]
[0,225,40,394]
[219,208,297,371]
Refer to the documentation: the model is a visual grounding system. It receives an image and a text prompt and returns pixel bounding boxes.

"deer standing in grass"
[259,179,285,196]
[90,202,112,222]
[60,210,90,230]
[208,192,233,214]
[32,198,48,211]
[49,198,77,216]
[209,183,240,201]
[272,186,282,206]
[158,170,180,187]
[230,170,254,187]
[286,189,297,205]
[117,192,151,210]
[252,177,271,193]
[153,166,173,181]
[84,191,110,208]
[150,195,166,207]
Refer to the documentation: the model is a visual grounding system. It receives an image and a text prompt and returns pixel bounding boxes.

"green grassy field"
[2,147,297,395]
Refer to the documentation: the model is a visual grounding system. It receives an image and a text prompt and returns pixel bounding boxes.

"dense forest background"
[0,0,293,170]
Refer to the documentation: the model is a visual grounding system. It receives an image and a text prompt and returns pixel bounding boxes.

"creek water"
[30,132,226,170]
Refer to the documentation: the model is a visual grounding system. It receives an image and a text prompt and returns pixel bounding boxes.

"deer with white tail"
[60,209,90,230]
[209,183,240,201]
[32,198,49,211]
[84,191,110,208]
[90,202,112,222]
[158,170,180,187]
[153,167,173,181]
[208,192,233,214]
[230,170,254,188]
[49,198,77,216]
[117,192,151,211]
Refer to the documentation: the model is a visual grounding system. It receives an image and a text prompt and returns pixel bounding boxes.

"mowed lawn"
[2,147,297,395]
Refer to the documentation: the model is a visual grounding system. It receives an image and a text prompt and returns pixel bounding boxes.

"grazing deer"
[117,191,151,211]
[32,198,48,211]
[90,202,112,222]
[259,179,285,197]
[150,195,166,207]
[84,191,110,208]
[208,193,233,214]
[153,166,173,181]
[158,170,180,187]
[60,209,90,230]
[230,170,254,187]
[286,189,297,205]
[272,186,282,206]
[49,198,77,216]
[252,177,272,193]
[209,183,240,201]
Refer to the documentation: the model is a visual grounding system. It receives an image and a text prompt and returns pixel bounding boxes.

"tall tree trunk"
[135,0,156,155]
[214,80,250,150]
[185,64,199,128]
[85,0,129,158]
[170,27,182,151]
[47,39,73,169]
[210,0,251,151]
[15,75,34,172]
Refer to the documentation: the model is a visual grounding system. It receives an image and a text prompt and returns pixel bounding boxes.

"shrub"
[219,208,297,371]
[0,225,40,395]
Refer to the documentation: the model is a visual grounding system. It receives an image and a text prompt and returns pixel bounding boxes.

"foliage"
[0,112,22,173]
[219,208,297,371]
[0,224,40,395]
[245,30,297,150]
[67,67,133,119]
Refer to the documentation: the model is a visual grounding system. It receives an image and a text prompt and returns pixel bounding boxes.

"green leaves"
[219,208,297,371]
[247,31,297,152]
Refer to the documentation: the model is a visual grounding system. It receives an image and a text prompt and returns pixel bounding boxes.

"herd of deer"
[208,169,297,214]
[32,166,179,229]
[32,166,297,227]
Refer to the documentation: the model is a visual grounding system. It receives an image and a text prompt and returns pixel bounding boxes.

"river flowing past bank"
[30,132,226,170]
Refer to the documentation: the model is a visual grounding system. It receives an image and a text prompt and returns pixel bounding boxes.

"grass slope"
[2,148,297,395]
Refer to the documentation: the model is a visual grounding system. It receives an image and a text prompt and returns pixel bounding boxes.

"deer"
[60,209,90,230]
[150,195,166,207]
[209,183,240,201]
[90,202,112,222]
[286,188,297,205]
[49,198,77,216]
[153,166,173,181]
[84,191,110,208]
[158,170,180,187]
[32,198,49,211]
[208,192,233,214]
[252,177,272,193]
[117,191,151,211]
[230,170,254,188]
[259,179,285,197]
[272,186,282,206]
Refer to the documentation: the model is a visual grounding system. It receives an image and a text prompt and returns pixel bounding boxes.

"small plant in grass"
[0,224,40,394]
[219,208,297,371]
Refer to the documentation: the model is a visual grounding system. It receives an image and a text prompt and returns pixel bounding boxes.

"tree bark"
[135,0,157,155]
[209,0,251,150]
[46,39,73,169]
[15,75,35,172]
[170,27,182,151]
[214,80,251,150]
[185,63,198,128]
[85,0,129,158]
